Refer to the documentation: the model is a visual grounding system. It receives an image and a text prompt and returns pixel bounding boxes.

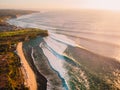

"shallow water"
[8,10,120,90]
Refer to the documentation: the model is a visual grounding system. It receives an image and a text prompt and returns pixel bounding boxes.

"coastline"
[0,10,48,89]
[2,9,120,90]
[17,42,37,90]
[23,37,63,90]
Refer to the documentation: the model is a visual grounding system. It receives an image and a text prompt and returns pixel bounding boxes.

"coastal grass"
[0,28,48,89]
[0,28,48,37]
[0,9,43,90]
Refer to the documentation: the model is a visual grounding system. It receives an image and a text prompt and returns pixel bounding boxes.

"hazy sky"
[0,0,120,11]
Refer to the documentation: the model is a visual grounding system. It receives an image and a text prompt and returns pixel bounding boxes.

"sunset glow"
[0,0,120,11]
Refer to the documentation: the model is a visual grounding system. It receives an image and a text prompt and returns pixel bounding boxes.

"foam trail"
[50,33,77,47]
[8,19,39,28]
[17,14,35,20]
[43,37,67,55]
[8,18,58,31]
[40,43,69,90]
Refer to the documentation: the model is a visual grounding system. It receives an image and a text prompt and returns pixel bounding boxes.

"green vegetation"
[0,28,48,53]
[0,28,48,37]
[0,9,46,90]
[0,52,28,90]
[0,28,48,89]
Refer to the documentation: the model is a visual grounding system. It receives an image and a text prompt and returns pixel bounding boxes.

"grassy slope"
[0,28,48,89]
[0,28,48,37]
[0,9,46,90]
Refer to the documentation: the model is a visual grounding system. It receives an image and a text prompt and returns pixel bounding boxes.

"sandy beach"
[17,42,37,90]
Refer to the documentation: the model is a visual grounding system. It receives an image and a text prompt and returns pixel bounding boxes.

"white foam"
[50,33,77,47]
[17,14,34,20]
[43,37,67,55]
[40,43,67,78]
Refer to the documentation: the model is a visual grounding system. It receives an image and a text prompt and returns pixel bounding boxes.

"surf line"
[40,42,69,90]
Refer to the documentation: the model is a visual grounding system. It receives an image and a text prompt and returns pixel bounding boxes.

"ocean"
[8,10,120,90]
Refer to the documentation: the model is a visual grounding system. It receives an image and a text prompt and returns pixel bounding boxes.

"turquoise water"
[9,10,120,90]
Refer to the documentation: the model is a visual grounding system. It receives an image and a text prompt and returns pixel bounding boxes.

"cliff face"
[23,45,47,90]
[0,29,48,89]
[23,37,64,90]
[0,9,48,90]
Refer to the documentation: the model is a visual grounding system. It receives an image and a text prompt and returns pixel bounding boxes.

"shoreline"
[0,10,48,89]
[17,42,37,90]
[23,38,63,90]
